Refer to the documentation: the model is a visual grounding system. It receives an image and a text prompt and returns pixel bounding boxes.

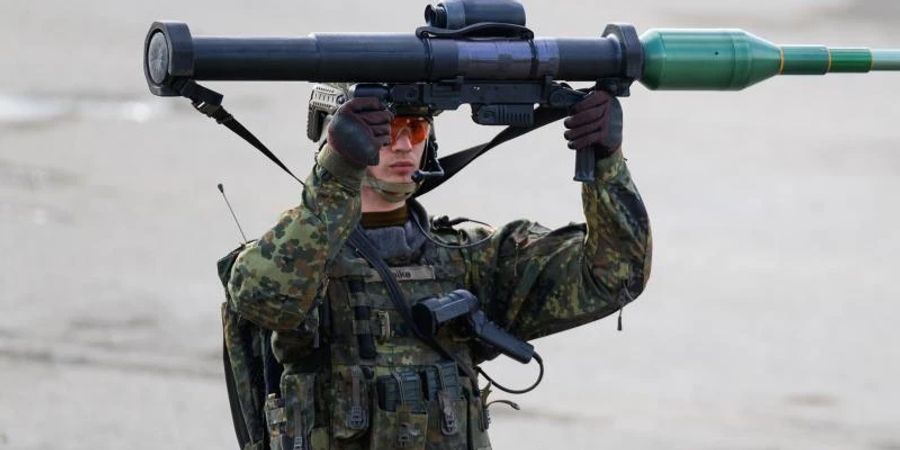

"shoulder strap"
[177,79,566,196]
[346,229,481,392]
[414,106,569,198]
[176,80,305,186]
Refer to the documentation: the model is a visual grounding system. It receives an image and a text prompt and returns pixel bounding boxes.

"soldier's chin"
[383,173,415,184]
[389,166,416,178]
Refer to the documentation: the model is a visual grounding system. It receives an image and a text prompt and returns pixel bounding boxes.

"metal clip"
[347,405,367,430]
[483,399,520,431]
[478,382,492,431]
[374,310,391,342]
[481,405,491,431]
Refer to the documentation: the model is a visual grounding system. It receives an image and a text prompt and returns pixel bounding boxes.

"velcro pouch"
[331,365,370,441]
[280,373,316,450]
[371,405,428,450]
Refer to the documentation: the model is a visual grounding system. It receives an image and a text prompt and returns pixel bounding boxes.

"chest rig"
[290,227,493,450]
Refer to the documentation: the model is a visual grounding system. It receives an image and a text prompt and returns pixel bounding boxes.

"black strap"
[414,106,570,198]
[177,80,305,186]
[346,229,481,394]
[179,79,568,197]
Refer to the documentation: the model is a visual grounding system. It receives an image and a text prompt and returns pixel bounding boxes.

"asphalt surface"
[2,1,900,449]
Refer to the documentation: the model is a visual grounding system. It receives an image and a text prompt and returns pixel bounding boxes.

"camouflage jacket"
[226,145,652,450]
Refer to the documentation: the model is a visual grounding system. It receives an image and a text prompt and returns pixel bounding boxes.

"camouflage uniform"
[227,144,651,450]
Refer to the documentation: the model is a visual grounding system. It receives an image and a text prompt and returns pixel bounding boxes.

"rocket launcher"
[144,22,900,93]
[143,0,900,183]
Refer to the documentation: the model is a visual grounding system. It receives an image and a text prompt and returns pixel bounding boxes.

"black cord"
[410,209,495,249]
[476,353,544,395]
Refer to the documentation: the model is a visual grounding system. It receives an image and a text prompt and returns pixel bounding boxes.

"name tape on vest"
[364,266,436,283]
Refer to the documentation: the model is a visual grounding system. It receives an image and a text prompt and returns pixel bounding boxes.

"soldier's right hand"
[326,97,393,168]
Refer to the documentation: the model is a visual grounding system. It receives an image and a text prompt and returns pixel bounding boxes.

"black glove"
[327,97,393,167]
[563,90,623,158]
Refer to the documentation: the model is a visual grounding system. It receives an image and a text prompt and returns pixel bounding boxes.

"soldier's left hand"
[563,90,623,158]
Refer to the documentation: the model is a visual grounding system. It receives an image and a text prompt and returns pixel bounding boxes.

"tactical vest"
[263,234,494,450]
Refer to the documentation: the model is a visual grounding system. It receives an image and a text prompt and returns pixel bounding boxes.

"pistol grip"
[573,148,596,182]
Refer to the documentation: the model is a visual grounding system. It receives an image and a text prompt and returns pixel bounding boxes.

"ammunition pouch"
[363,362,471,450]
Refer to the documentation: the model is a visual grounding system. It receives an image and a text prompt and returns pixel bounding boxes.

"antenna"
[218,183,248,243]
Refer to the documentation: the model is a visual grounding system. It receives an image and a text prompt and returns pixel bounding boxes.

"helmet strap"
[362,174,421,203]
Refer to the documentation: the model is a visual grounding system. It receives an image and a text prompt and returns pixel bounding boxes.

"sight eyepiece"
[424,0,526,30]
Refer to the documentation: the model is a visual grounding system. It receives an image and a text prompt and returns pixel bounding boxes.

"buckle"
[347,367,369,430]
[373,310,391,342]
[347,405,368,430]
[192,100,221,115]
[438,391,459,435]
[397,422,420,448]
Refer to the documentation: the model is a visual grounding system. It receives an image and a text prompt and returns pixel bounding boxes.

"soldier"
[226,85,652,450]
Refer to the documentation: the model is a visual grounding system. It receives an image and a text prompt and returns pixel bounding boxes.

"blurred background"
[2,1,899,449]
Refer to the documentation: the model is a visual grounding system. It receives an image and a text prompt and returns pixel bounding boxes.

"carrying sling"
[177,80,568,195]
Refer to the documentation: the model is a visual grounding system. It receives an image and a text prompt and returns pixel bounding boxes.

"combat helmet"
[307,83,443,202]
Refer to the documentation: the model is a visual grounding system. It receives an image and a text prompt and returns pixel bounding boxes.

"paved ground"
[2,1,900,449]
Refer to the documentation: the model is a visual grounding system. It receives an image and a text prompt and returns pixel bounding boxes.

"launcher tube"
[145,21,627,96]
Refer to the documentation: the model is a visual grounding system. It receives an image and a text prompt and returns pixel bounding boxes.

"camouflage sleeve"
[227,145,363,331]
[465,149,652,341]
